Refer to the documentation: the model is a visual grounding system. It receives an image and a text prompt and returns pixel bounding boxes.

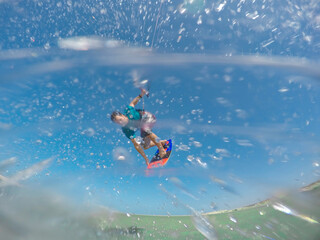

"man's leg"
[142,137,167,150]
[140,112,166,157]
[144,133,166,158]
[131,138,149,165]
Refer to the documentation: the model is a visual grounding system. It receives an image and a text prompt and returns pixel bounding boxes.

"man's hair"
[111,111,122,122]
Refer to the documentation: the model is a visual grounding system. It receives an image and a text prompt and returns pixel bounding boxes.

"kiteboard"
[147,139,172,169]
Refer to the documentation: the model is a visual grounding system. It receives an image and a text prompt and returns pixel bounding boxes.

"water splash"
[160,184,218,239]
[191,208,218,240]
[2,44,320,80]
[0,157,53,187]
[272,202,319,224]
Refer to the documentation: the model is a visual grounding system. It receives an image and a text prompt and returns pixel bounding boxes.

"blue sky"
[0,0,320,215]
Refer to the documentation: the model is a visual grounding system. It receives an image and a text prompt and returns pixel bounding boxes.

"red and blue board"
[147,139,172,169]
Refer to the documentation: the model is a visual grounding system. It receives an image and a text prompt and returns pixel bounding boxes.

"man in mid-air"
[111,89,166,165]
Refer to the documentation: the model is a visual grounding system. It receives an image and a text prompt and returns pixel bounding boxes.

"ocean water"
[1,0,320,239]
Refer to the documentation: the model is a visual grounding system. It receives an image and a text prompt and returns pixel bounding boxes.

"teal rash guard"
[121,105,142,139]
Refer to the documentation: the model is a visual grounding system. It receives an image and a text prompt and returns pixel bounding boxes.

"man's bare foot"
[160,140,167,147]
[159,149,166,158]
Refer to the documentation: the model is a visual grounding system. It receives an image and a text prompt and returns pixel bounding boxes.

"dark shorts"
[140,111,156,138]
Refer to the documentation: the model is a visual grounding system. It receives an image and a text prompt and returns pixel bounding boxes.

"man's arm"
[129,89,147,107]
[131,138,149,165]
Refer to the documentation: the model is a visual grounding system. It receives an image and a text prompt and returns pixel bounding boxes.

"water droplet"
[178,4,187,14]
[193,141,202,147]
[215,148,230,157]
[178,28,185,34]
[278,88,289,93]
[216,1,226,12]
[196,157,207,168]
[197,15,202,25]
[178,144,190,151]
[272,203,292,215]
[236,139,253,147]
[235,109,247,119]
[216,97,231,107]
[246,11,259,20]
[229,216,238,223]
[44,42,50,50]
[113,147,132,162]
[81,128,95,137]
[187,155,194,162]
[224,75,231,82]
